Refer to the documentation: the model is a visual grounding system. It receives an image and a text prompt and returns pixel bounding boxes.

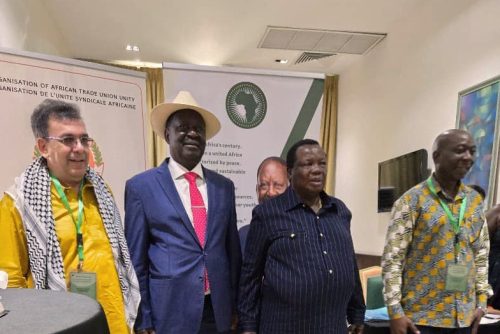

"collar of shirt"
[168,157,205,182]
[167,157,208,224]
[283,187,337,213]
[52,178,93,199]
[429,173,466,203]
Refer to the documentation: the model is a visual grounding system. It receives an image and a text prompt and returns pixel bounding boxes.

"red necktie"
[184,171,209,292]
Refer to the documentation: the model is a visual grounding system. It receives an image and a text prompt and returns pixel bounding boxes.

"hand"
[389,316,420,334]
[471,308,485,334]
[135,329,155,334]
[487,305,500,315]
[348,323,364,334]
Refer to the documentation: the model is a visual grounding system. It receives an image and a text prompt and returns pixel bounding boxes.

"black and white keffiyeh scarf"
[6,157,140,328]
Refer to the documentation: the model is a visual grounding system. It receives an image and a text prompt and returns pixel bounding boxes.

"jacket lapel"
[155,159,201,247]
[204,167,215,246]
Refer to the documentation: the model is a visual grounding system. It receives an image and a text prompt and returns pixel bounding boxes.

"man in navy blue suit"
[125,91,241,334]
[238,139,365,334]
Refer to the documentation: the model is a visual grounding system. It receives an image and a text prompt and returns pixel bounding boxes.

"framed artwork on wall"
[457,76,500,208]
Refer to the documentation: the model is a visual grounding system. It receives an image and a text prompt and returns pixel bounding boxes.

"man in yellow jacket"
[0,99,140,333]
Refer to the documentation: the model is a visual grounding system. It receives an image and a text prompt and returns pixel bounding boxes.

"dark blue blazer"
[124,159,241,333]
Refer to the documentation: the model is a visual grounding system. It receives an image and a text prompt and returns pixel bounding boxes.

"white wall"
[3,0,500,256]
[0,0,69,56]
[336,0,500,255]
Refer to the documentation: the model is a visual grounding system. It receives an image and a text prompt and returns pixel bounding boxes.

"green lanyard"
[427,178,467,260]
[51,176,85,269]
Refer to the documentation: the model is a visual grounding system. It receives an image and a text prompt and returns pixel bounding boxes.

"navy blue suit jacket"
[125,159,241,333]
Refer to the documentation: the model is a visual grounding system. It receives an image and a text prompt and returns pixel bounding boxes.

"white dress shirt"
[168,158,208,225]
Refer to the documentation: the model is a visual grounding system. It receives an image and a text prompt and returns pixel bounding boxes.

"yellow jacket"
[0,182,129,333]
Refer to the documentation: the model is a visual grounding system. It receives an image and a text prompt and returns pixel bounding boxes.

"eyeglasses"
[44,135,94,148]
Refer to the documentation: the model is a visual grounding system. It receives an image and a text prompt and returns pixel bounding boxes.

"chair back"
[358,266,382,305]
[366,275,385,309]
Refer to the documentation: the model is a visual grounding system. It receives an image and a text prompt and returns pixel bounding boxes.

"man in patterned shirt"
[382,129,491,334]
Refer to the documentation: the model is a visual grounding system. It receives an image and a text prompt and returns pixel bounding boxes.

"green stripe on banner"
[280,79,324,159]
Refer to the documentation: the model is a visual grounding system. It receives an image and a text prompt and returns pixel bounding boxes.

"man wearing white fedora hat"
[124,91,242,334]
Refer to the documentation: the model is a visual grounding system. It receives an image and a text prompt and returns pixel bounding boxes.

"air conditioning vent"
[259,26,386,55]
[295,52,335,64]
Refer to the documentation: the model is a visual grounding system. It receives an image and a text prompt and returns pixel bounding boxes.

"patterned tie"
[184,171,209,292]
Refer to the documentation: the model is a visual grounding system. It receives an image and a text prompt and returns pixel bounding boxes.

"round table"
[0,288,109,334]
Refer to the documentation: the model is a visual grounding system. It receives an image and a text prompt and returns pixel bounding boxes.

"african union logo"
[226,82,267,129]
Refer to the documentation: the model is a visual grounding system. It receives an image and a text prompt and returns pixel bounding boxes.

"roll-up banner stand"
[0,48,148,215]
[163,63,324,227]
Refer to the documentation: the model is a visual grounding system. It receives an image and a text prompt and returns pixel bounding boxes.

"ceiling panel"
[38,0,422,73]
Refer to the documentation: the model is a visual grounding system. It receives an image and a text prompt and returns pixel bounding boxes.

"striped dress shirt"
[238,187,365,333]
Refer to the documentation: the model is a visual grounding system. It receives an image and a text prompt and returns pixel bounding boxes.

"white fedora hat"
[151,90,221,140]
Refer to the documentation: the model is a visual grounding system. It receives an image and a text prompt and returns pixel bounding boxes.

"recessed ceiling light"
[126,44,140,52]
[275,59,288,64]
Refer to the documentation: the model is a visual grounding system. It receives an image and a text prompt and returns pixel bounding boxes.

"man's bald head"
[432,129,475,183]
[432,129,472,157]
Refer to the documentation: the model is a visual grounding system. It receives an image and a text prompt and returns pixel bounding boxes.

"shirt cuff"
[387,303,405,319]
[238,320,257,332]
[347,310,366,325]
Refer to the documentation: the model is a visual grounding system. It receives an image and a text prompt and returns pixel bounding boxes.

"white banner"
[163,63,324,227]
[0,48,148,214]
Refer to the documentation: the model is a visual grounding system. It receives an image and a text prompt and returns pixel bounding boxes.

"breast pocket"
[463,215,484,244]
[271,230,307,241]
[268,229,307,254]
